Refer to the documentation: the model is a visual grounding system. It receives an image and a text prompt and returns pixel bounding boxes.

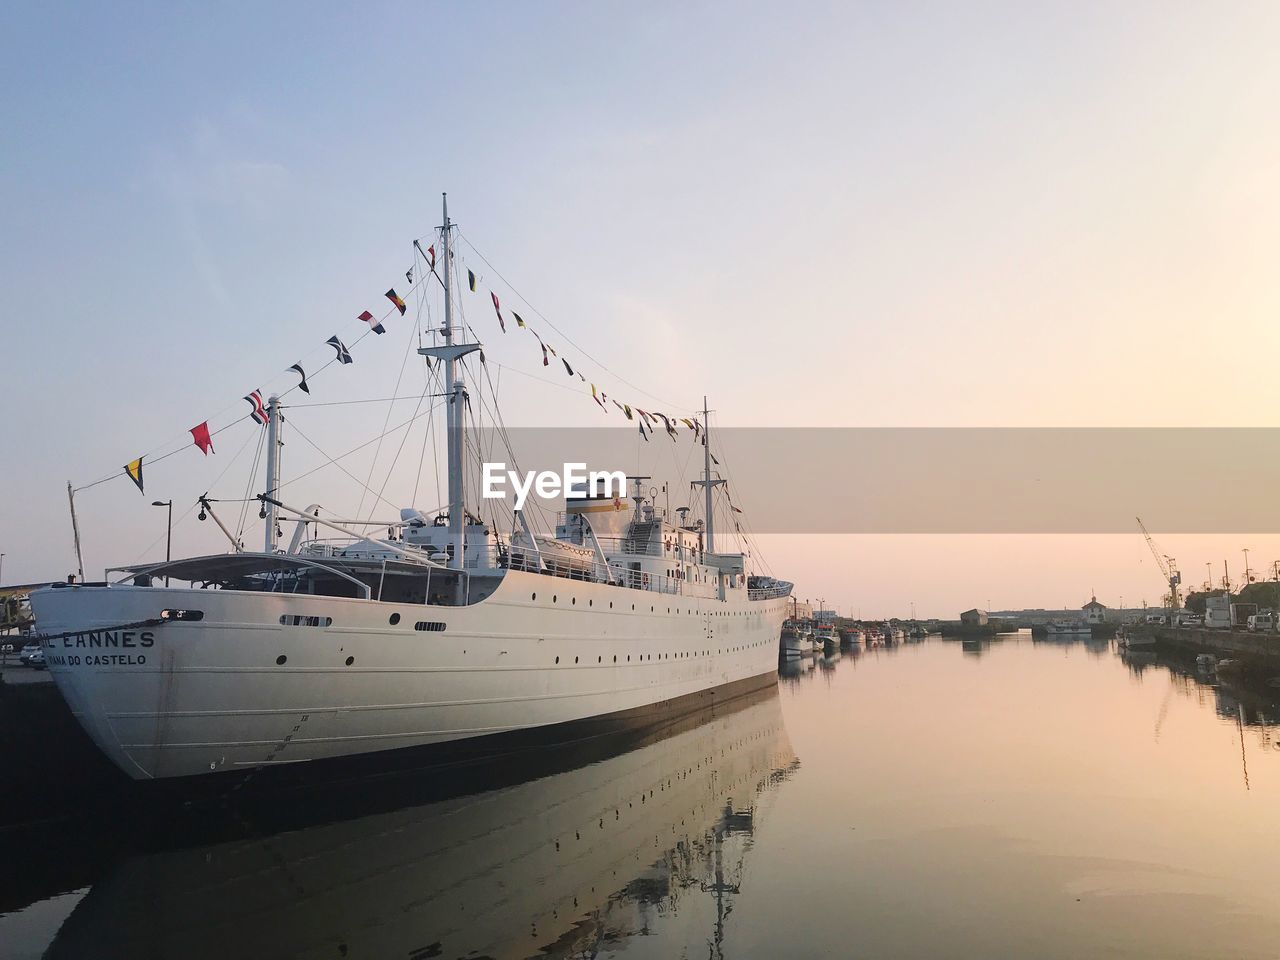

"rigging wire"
[286,394,448,408]
[356,309,429,520]
[129,423,261,563]
[71,268,436,494]
[363,381,439,523]
[234,427,267,543]
[455,230,693,412]
[287,416,408,515]
[275,402,441,493]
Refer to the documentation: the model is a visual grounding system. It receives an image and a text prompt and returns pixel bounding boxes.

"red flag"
[384,290,405,318]
[427,244,436,269]
[491,292,506,332]
[190,421,215,455]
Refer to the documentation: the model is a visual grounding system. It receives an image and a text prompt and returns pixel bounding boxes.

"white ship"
[30,197,792,782]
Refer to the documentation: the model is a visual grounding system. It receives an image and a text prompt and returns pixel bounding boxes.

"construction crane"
[1137,517,1181,612]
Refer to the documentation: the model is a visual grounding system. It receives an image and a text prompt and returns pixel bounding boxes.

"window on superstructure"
[280,615,333,627]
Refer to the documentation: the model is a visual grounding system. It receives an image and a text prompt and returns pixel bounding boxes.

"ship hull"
[780,632,806,657]
[31,570,787,781]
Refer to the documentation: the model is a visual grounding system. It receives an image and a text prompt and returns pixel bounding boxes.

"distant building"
[1082,597,1107,625]
[960,608,988,626]
[815,609,838,623]
[790,600,813,620]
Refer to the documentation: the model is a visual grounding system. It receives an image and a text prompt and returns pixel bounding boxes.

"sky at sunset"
[4,2,1280,615]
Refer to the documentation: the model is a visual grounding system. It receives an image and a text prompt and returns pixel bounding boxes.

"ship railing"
[506,548,691,595]
[532,533,705,562]
[299,538,503,570]
[599,536,707,560]
[298,538,703,597]
[748,584,792,600]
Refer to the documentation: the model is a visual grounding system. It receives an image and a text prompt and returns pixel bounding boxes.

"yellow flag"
[124,457,144,494]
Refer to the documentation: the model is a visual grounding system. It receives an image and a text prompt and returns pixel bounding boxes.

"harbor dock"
[1128,623,1280,668]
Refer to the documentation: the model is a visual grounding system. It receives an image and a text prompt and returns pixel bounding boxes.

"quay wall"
[1132,624,1280,662]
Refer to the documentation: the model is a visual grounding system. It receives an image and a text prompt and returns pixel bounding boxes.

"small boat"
[813,622,839,651]
[1117,632,1155,648]
[780,618,807,658]
[1044,620,1091,637]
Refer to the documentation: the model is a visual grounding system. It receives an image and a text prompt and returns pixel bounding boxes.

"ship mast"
[263,395,282,553]
[419,194,481,574]
[692,396,725,553]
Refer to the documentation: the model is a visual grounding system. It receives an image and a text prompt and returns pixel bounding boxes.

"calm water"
[5,634,1280,959]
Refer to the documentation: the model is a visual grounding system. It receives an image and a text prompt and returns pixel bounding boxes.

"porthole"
[572,597,576,605]
[574,656,579,664]
[553,595,558,603]
[345,656,354,666]
[589,599,593,607]
[532,592,537,601]
[556,656,560,664]
[276,655,287,665]
[597,656,602,663]
[389,613,401,625]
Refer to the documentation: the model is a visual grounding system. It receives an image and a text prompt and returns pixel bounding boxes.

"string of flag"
[459,263,705,448]
[115,278,422,495]
[109,233,712,500]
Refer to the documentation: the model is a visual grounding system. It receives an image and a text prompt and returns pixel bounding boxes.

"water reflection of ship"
[779,655,815,680]
[47,690,796,960]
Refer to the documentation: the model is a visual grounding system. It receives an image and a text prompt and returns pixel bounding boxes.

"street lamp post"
[151,500,172,586]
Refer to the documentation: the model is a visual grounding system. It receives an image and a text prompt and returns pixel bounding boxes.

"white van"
[1247,612,1276,632]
